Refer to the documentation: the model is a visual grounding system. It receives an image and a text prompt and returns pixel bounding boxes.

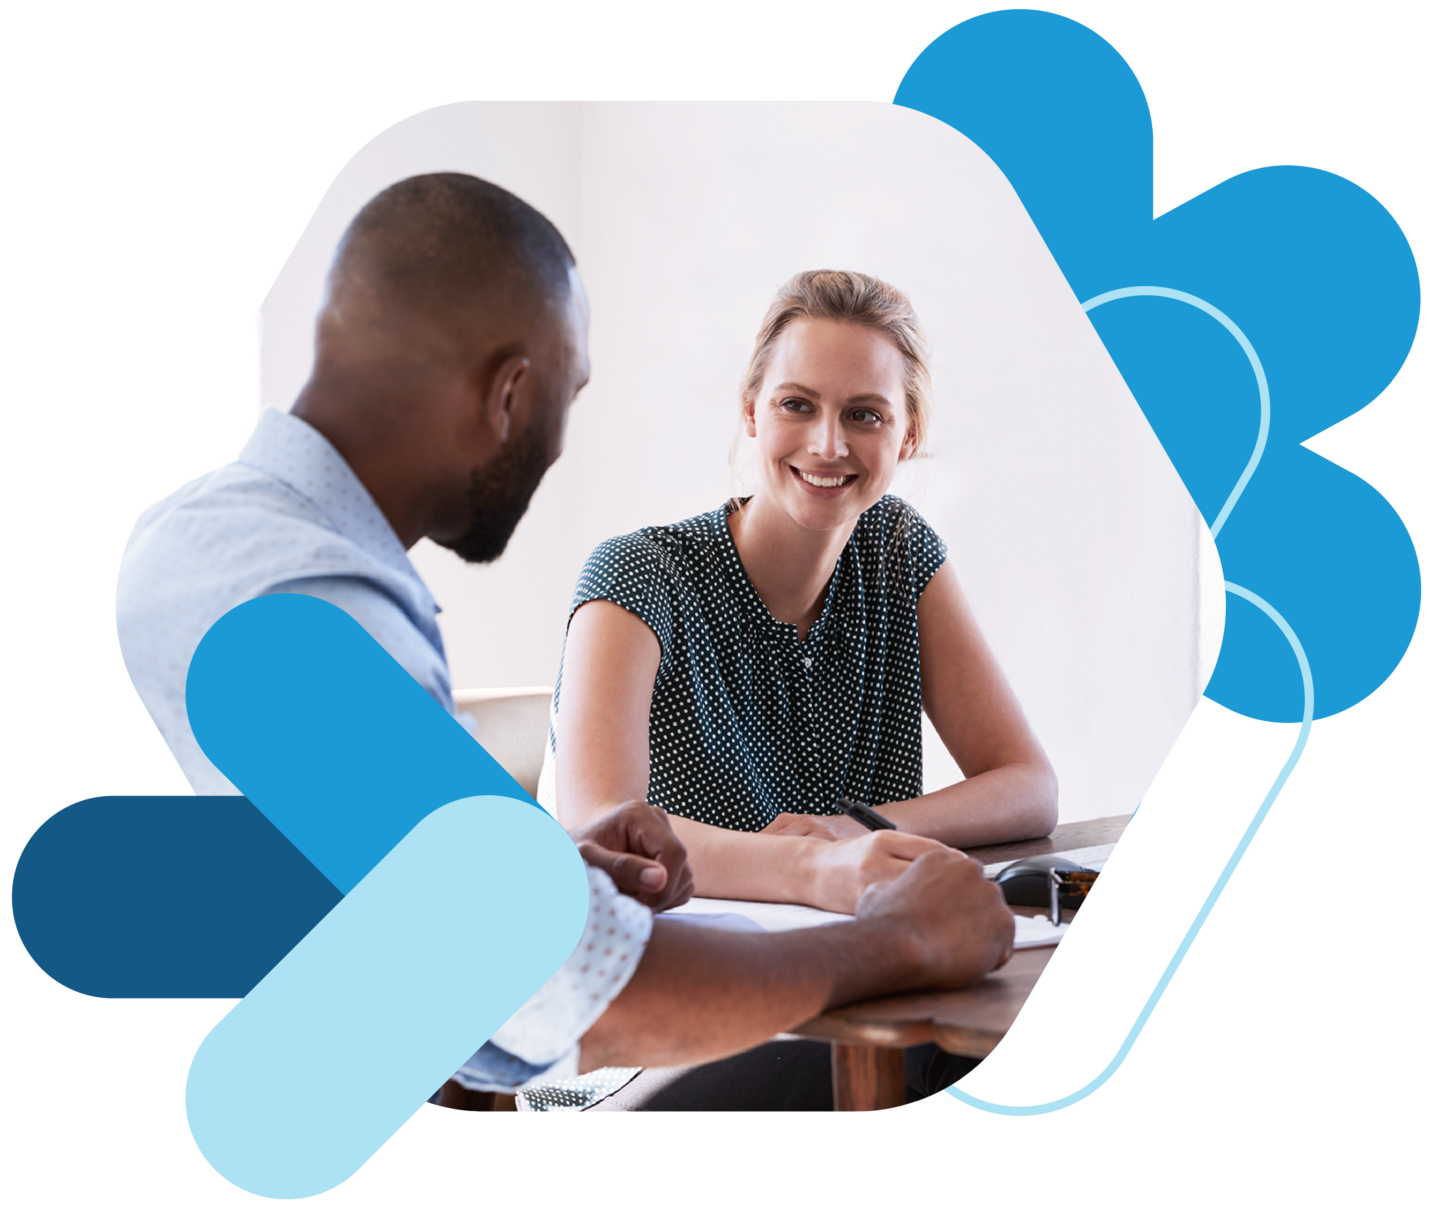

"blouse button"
[802,657,813,669]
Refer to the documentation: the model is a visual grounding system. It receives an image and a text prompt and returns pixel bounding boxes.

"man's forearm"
[577,918,926,1071]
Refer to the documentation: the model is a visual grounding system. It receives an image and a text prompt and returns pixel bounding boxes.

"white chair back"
[452,687,552,799]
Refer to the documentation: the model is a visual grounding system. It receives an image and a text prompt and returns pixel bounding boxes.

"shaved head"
[293,173,590,558]
[325,172,576,347]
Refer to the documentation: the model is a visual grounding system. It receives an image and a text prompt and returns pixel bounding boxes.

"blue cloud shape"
[897,9,1421,723]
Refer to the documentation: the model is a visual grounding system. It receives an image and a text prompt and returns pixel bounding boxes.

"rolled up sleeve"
[451,867,652,1091]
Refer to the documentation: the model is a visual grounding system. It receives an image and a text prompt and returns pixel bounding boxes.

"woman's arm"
[554,599,946,911]
[884,558,1058,846]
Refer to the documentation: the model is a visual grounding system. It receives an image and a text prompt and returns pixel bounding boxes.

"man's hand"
[806,829,951,913]
[760,811,869,841]
[855,849,1015,989]
[570,800,695,911]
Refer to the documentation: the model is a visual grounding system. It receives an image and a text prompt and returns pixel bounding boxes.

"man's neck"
[291,394,433,550]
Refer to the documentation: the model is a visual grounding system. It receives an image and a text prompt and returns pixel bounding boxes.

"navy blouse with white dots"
[550,495,948,832]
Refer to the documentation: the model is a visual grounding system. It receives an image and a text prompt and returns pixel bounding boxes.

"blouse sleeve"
[570,532,677,677]
[902,501,949,596]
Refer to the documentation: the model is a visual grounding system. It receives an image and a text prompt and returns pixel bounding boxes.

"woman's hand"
[760,812,870,842]
[805,829,951,914]
[570,800,695,912]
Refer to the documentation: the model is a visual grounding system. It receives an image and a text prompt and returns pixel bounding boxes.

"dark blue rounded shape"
[12,797,342,998]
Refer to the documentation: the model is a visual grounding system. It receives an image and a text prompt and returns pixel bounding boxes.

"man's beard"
[432,421,552,564]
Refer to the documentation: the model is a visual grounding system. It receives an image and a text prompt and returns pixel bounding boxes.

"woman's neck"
[727,494,856,640]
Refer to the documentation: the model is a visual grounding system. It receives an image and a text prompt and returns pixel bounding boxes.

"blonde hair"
[740,270,933,458]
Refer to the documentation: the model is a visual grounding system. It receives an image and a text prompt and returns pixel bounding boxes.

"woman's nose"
[808,413,848,460]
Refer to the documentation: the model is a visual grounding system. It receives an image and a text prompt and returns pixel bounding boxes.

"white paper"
[654,909,766,934]
[659,897,852,933]
[659,896,1066,950]
[1012,914,1069,949]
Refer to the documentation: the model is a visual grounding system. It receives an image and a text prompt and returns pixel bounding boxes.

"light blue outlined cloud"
[952,581,1314,1116]
[1080,286,1269,540]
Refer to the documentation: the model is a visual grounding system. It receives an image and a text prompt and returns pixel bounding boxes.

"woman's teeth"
[798,470,850,488]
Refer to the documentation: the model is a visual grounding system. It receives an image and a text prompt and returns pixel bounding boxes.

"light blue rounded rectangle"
[186,796,588,1199]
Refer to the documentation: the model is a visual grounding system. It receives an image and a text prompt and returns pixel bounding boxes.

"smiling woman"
[542,270,1058,914]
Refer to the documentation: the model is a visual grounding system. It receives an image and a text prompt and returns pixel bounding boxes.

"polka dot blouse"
[551,495,948,831]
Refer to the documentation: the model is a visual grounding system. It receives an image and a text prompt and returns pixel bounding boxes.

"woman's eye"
[850,409,883,424]
[780,397,812,412]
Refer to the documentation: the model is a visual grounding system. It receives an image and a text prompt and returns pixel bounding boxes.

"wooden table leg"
[831,1042,907,1111]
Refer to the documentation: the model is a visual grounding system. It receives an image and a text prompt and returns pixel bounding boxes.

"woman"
[544,270,1057,914]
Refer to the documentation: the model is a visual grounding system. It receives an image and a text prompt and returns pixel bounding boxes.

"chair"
[430,1083,517,1112]
[433,686,553,1113]
[452,687,553,801]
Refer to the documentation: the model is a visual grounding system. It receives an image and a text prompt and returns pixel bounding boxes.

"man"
[117,173,1015,1108]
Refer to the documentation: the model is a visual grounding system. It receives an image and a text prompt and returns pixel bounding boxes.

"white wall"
[260,101,1222,825]
[140,306,264,515]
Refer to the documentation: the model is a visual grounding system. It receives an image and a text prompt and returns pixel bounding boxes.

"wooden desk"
[791,814,1129,1111]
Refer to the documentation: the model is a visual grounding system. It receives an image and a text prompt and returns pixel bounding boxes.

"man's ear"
[481,353,532,445]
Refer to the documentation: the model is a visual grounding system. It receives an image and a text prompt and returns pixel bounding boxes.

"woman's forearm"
[879,761,1059,849]
[912,561,1059,849]
[664,814,824,904]
[664,814,952,913]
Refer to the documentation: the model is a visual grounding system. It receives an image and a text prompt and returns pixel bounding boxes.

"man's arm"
[579,847,1014,1070]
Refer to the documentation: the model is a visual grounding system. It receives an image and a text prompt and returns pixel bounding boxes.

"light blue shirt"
[117,407,455,796]
[115,407,652,1097]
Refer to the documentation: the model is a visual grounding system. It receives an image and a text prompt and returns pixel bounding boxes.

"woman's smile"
[789,465,859,496]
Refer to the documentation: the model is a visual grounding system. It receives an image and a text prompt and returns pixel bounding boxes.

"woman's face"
[744,318,913,534]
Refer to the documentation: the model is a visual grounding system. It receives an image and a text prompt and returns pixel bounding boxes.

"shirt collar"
[238,408,431,600]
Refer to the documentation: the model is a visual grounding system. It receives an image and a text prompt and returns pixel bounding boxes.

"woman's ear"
[899,420,918,462]
[742,397,758,439]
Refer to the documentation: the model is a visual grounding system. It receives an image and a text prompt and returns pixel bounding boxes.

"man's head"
[294,173,590,559]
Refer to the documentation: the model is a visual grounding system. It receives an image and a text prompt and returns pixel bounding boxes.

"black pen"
[835,796,898,832]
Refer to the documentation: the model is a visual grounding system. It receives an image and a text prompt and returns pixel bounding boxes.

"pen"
[834,796,898,832]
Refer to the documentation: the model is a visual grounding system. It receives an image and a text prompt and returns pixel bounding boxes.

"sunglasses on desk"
[996,857,1094,926]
